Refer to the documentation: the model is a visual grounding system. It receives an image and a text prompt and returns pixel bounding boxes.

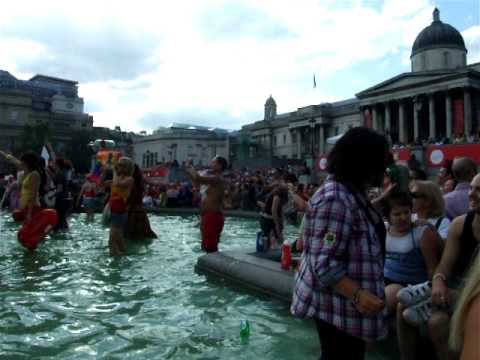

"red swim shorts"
[13,206,41,222]
[201,211,224,253]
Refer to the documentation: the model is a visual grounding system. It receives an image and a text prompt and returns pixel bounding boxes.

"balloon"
[18,209,58,250]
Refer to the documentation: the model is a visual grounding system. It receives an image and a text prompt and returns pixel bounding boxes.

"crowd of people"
[390,129,480,149]
[139,163,315,213]
[0,148,158,256]
[1,128,479,359]
[290,127,479,360]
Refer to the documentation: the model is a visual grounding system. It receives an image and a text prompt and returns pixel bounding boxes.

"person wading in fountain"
[108,157,134,256]
[187,156,227,253]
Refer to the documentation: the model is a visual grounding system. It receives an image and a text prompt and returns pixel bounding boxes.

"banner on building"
[426,144,480,167]
[393,148,412,164]
[453,98,464,136]
[143,166,169,182]
[364,109,372,129]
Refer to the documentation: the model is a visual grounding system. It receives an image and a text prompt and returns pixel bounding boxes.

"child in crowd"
[108,157,134,256]
[383,192,440,316]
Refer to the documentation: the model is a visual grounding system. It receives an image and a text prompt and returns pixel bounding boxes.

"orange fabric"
[110,182,131,213]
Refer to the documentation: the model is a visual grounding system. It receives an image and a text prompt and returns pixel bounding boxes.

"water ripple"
[0,213,324,359]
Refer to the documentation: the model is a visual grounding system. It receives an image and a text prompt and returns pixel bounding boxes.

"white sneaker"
[402,298,432,326]
[397,281,432,307]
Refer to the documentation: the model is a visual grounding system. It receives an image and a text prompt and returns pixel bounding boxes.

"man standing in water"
[187,156,227,252]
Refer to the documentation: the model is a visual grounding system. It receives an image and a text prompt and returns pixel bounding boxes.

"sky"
[0,0,479,133]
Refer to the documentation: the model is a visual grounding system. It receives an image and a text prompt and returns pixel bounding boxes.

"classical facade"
[240,8,480,168]
[133,123,229,168]
[0,71,93,165]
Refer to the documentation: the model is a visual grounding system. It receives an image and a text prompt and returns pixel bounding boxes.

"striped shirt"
[291,177,388,342]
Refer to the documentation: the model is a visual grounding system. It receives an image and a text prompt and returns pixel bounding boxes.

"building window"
[283,134,286,144]
[443,51,450,68]
[11,111,18,122]
[154,152,158,164]
[273,135,277,146]
[462,53,467,65]
[142,154,146,168]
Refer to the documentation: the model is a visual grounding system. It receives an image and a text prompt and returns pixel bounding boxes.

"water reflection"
[0,214,322,359]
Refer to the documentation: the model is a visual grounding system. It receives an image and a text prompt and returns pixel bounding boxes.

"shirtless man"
[187,156,227,252]
[427,173,480,360]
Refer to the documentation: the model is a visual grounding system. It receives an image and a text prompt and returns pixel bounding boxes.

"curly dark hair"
[383,192,413,218]
[20,151,40,171]
[213,156,228,171]
[327,127,390,189]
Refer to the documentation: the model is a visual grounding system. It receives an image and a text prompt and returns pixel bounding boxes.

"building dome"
[411,8,466,57]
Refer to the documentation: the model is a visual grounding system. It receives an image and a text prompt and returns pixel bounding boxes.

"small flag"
[313,74,316,89]
[40,146,50,166]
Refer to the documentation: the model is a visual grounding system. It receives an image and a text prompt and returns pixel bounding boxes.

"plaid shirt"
[291,177,388,342]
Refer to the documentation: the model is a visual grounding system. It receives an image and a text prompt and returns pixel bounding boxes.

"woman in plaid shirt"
[291,127,390,360]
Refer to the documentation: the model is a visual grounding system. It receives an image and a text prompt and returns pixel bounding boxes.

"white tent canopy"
[326,133,344,145]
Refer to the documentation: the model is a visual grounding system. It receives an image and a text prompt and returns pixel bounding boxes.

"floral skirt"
[125,205,157,241]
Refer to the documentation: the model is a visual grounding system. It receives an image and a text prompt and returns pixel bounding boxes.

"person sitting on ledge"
[427,173,480,360]
[259,185,289,250]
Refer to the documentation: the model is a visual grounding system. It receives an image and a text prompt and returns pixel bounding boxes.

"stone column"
[399,101,406,143]
[446,92,452,139]
[296,129,302,159]
[372,106,378,131]
[464,88,472,136]
[429,93,436,140]
[413,98,420,142]
[384,102,391,134]
[319,125,325,154]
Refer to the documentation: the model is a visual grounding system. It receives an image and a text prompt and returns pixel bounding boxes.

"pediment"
[357,71,455,98]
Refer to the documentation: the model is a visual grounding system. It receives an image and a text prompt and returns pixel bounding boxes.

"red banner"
[393,148,411,163]
[143,166,168,178]
[364,109,372,129]
[453,98,464,136]
[426,144,480,167]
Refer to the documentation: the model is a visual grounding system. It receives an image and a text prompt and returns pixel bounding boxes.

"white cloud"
[463,25,480,64]
[1,0,441,132]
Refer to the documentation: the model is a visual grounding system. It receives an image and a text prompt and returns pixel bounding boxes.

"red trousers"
[13,206,42,222]
[201,211,224,253]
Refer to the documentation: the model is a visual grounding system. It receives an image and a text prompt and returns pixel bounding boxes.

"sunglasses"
[409,191,425,199]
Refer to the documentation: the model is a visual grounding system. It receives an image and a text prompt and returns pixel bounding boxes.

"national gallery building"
[239,8,480,169]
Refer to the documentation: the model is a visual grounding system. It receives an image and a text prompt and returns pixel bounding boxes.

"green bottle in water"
[240,320,250,340]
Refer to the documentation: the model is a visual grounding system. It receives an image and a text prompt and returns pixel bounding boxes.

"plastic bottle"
[256,231,264,252]
[240,320,250,340]
[281,241,292,270]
